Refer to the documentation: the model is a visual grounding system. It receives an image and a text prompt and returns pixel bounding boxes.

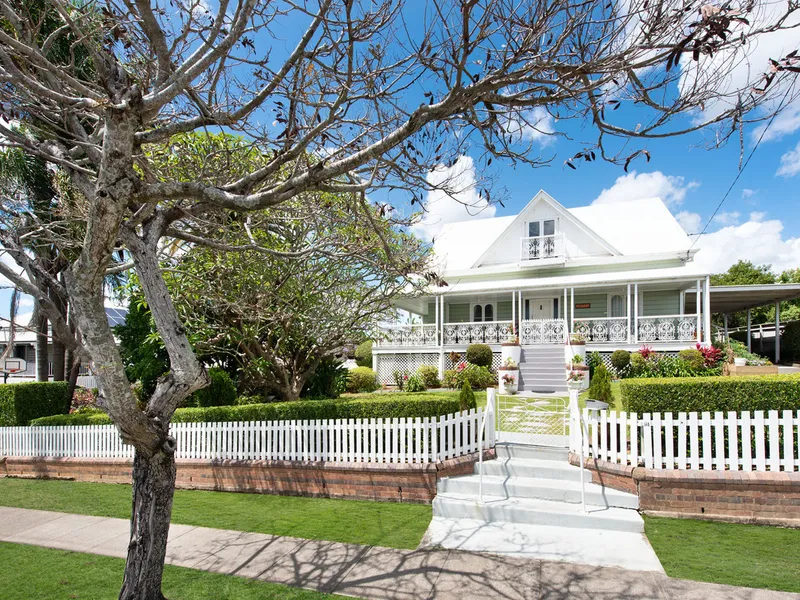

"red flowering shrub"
[696,343,723,368]
[639,345,655,359]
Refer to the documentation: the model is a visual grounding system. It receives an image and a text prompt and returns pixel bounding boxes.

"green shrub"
[459,381,476,411]
[456,364,496,390]
[783,321,800,362]
[405,374,426,393]
[678,348,705,371]
[610,350,631,374]
[33,393,468,425]
[630,352,645,375]
[347,366,379,393]
[354,340,373,367]
[417,365,441,389]
[302,356,348,399]
[465,344,493,368]
[0,381,71,426]
[587,364,613,404]
[621,374,800,413]
[442,369,458,388]
[191,367,237,407]
[586,351,603,379]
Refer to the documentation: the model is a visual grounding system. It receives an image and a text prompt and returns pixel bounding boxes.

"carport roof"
[685,284,800,314]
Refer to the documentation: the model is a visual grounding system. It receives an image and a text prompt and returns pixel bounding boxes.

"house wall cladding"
[1,453,489,504]
[569,454,800,527]
[375,352,439,385]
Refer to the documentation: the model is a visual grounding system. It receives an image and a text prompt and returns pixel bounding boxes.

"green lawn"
[644,516,800,593]
[0,478,431,550]
[0,542,337,600]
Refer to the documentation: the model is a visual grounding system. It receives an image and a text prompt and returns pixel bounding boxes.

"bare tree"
[0,0,797,597]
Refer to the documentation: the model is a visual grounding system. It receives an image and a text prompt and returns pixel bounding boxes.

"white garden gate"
[496,394,569,447]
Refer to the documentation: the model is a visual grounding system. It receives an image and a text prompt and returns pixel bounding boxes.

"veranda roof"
[684,284,800,314]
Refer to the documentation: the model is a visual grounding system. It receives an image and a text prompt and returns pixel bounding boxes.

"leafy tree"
[587,364,613,404]
[710,260,776,287]
[114,297,169,402]
[1,1,797,596]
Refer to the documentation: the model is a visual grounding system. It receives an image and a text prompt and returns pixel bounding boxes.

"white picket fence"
[0,408,494,465]
[578,409,800,472]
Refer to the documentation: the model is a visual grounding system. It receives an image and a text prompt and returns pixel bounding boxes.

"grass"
[0,478,431,550]
[644,516,800,593]
[0,542,338,599]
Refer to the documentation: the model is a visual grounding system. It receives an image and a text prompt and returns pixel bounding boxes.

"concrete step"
[495,444,569,461]
[520,385,568,394]
[475,457,592,482]
[518,367,565,374]
[518,375,566,384]
[437,474,639,509]
[432,494,643,533]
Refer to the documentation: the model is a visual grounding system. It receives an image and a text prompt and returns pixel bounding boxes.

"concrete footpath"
[0,506,796,600]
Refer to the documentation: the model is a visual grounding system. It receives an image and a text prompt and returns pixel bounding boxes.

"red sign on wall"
[575,303,591,309]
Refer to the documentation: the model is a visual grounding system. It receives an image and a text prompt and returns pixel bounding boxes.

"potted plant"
[566,369,585,391]
[566,332,587,363]
[501,326,521,364]
[498,356,519,394]
[566,355,590,390]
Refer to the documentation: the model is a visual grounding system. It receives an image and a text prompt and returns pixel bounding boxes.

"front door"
[524,297,554,320]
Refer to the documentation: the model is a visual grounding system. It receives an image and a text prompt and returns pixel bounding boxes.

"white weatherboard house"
[372,191,712,392]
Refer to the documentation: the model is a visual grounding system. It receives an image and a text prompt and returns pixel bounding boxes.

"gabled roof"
[432,194,693,273]
[470,190,621,268]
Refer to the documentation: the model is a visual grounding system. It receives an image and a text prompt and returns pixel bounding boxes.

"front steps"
[518,346,567,393]
[426,443,662,571]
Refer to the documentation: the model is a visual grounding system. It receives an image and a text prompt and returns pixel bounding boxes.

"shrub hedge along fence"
[0,381,71,426]
[621,374,800,414]
[30,392,469,426]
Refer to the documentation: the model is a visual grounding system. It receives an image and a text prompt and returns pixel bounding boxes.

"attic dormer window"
[528,219,556,237]
[523,219,560,260]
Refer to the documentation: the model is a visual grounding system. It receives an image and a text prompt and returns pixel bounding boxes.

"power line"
[687,82,795,254]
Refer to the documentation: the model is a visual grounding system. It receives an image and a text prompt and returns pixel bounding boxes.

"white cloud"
[776,140,800,178]
[592,171,700,208]
[502,107,555,147]
[410,155,496,241]
[741,188,757,200]
[750,211,766,222]
[713,211,741,226]
[692,217,800,273]
[680,1,800,131]
[675,211,702,234]
[754,104,800,144]
[17,296,33,309]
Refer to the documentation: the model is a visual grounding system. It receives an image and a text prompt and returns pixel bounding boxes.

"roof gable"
[472,190,620,268]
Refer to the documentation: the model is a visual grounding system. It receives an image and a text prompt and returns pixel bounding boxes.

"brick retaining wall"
[0,451,493,504]
[569,452,800,527]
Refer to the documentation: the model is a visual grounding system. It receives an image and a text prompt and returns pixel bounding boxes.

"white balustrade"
[637,314,699,342]
[573,317,628,344]
[443,320,514,345]
[0,409,494,465]
[375,323,438,347]
[520,319,565,345]
[520,234,563,261]
[582,409,799,472]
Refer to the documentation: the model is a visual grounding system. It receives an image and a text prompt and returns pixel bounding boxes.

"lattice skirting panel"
[445,352,502,372]
[376,353,440,385]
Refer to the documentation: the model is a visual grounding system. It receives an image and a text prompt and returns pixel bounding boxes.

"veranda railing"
[0,409,495,465]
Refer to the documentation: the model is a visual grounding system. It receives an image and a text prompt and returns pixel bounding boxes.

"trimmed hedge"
[30,392,467,426]
[465,344,493,367]
[0,381,71,426]
[621,374,800,413]
[346,367,379,393]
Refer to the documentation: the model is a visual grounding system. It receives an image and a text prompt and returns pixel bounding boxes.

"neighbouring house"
[0,306,128,386]
[373,191,714,392]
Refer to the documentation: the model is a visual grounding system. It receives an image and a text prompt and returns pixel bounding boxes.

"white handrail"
[478,387,496,504]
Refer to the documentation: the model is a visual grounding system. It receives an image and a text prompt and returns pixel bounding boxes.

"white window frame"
[470,301,497,322]
[524,218,558,238]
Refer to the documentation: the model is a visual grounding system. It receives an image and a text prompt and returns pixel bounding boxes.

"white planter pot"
[567,381,584,392]
[498,368,519,393]
[501,345,521,365]
[734,357,747,366]
[565,344,587,366]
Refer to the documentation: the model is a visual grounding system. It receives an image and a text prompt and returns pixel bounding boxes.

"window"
[543,219,555,236]
[610,294,625,318]
[13,345,26,360]
[471,303,496,323]
[527,219,556,237]
[528,221,540,237]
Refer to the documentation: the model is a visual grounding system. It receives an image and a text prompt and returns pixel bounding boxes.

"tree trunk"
[36,313,49,381]
[119,443,177,600]
[52,340,66,381]
[66,350,80,401]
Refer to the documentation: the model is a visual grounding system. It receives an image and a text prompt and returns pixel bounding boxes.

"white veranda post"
[776,301,781,364]
[626,283,631,344]
[696,279,701,344]
[704,276,712,345]
[747,309,752,352]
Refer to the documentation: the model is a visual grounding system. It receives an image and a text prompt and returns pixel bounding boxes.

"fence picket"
[664,413,674,470]
[701,412,712,470]
[677,412,687,470]
[768,411,780,471]
[782,410,793,472]
[728,412,739,471]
